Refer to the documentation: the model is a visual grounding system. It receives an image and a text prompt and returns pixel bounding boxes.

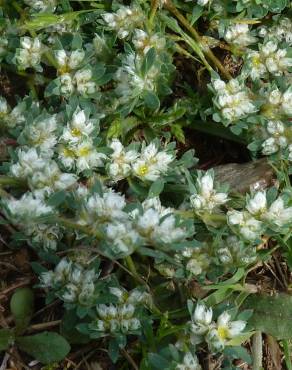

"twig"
[121,348,139,370]
[26,320,61,333]
[149,0,160,29]
[165,0,232,80]
[124,255,146,286]
[252,331,263,370]
[0,278,32,301]
[0,352,9,370]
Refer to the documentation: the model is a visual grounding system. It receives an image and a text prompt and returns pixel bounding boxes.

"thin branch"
[165,0,232,80]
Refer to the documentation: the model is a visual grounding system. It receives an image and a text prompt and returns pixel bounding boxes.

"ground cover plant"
[0,0,292,368]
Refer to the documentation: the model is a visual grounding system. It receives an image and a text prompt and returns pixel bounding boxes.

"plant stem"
[121,348,139,370]
[252,331,263,370]
[149,0,160,29]
[165,0,232,80]
[283,340,292,370]
[124,255,145,286]
[0,176,25,187]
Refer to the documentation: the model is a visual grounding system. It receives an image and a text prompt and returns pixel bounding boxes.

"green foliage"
[16,332,71,364]
[0,0,292,367]
[244,294,292,340]
[10,287,34,335]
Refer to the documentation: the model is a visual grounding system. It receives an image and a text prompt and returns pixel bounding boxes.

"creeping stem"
[165,0,232,80]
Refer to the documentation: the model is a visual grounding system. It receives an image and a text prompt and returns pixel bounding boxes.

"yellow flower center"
[58,65,70,75]
[217,326,229,340]
[252,55,261,67]
[137,165,149,176]
[71,127,82,137]
[63,148,75,158]
[78,146,90,157]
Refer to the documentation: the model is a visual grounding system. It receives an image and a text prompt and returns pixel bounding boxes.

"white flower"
[132,143,174,181]
[190,171,228,213]
[193,303,213,329]
[28,224,61,251]
[55,49,85,72]
[264,198,292,227]
[16,37,43,70]
[197,0,210,5]
[108,139,139,181]
[189,303,214,346]
[74,69,96,95]
[132,29,166,54]
[10,148,47,178]
[102,6,144,39]
[262,43,292,76]
[52,258,73,283]
[81,190,127,226]
[212,79,226,92]
[213,78,257,123]
[246,191,267,215]
[176,352,201,370]
[225,24,256,47]
[154,214,186,243]
[62,108,94,144]
[74,140,106,172]
[228,210,262,240]
[246,51,267,80]
[6,192,53,221]
[109,287,125,301]
[105,221,140,255]
[24,0,56,12]
[60,73,74,95]
[207,311,246,352]
[30,161,77,195]
[0,97,9,117]
[136,208,160,236]
[262,120,288,155]
[115,53,159,102]
[25,115,58,153]
[282,87,292,116]
[142,196,173,218]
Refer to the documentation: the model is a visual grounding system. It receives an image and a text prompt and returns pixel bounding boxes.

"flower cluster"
[1,0,292,366]
[58,107,105,173]
[224,23,257,47]
[228,190,292,240]
[190,170,228,215]
[102,6,144,39]
[24,0,57,13]
[186,303,246,353]
[15,37,43,71]
[89,287,149,335]
[40,258,100,305]
[108,140,174,182]
[211,78,257,124]
[245,41,292,80]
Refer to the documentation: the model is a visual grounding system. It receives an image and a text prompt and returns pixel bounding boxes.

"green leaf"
[148,179,165,198]
[144,91,160,111]
[243,294,292,339]
[141,48,156,76]
[17,332,71,364]
[226,331,254,346]
[108,337,120,363]
[171,124,185,144]
[10,288,34,335]
[148,353,170,369]
[0,329,14,351]
[107,119,122,139]
[47,190,67,207]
